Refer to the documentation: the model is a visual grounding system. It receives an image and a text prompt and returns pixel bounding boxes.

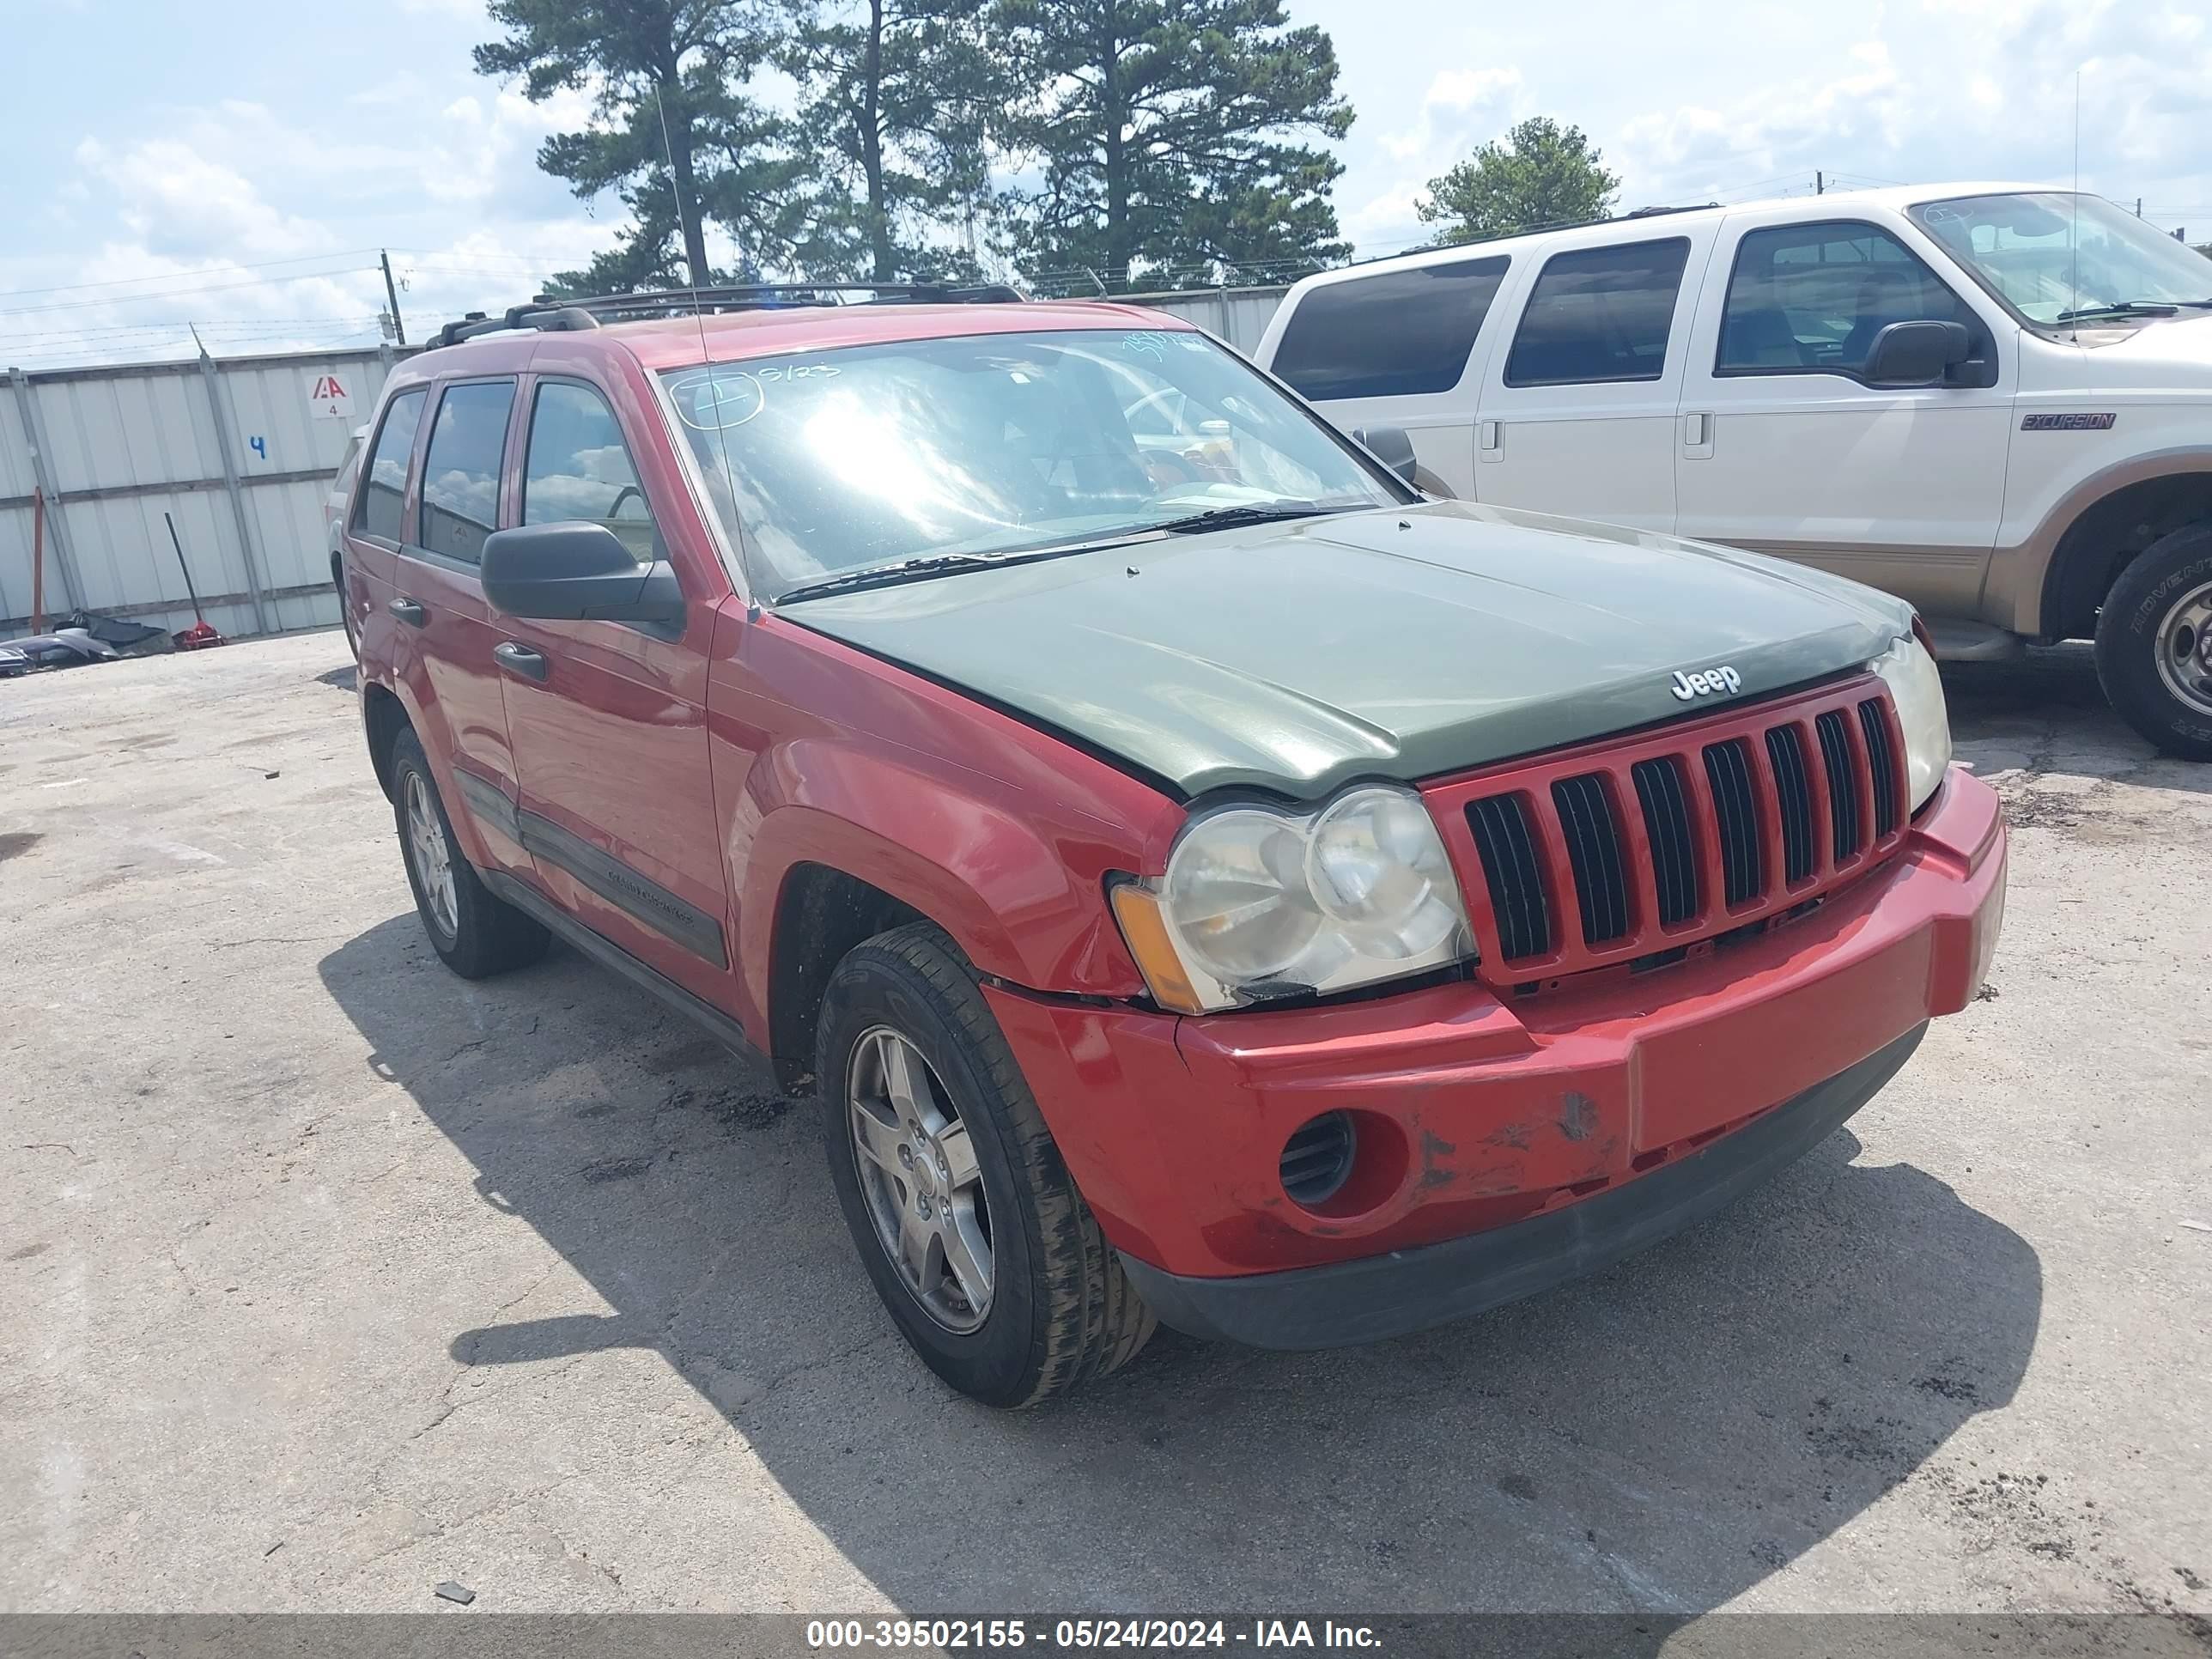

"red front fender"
[712,607,1188,1038]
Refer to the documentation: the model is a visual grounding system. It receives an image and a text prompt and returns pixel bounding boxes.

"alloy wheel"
[404,771,459,940]
[846,1025,994,1332]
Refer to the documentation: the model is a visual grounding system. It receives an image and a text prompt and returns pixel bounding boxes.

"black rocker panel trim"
[453,767,728,969]
[481,868,759,1062]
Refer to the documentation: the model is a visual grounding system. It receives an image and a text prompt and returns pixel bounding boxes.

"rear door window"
[416,380,516,565]
[521,381,659,563]
[1504,238,1691,387]
[1717,221,1992,380]
[1273,257,1510,400]
[350,389,426,544]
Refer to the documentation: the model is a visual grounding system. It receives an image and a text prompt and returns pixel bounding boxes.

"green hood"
[781,501,1917,799]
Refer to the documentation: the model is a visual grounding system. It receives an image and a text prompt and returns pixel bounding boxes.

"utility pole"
[2136,198,2143,217]
[380,250,407,346]
[1815,170,1824,195]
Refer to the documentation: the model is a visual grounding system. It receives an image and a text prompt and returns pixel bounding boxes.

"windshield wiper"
[2055,300,2182,322]
[775,552,1013,605]
[1143,501,1334,536]
[775,523,1190,605]
[773,503,1348,604]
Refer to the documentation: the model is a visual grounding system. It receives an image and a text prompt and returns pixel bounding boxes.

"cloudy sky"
[5,0,2209,369]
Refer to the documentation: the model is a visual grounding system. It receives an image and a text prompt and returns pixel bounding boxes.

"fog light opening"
[1279,1109,1411,1218]
[1279,1111,1357,1207]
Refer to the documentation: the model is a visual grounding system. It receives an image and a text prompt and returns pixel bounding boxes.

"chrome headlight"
[1870,634,1951,809]
[1110,784,1473,1013]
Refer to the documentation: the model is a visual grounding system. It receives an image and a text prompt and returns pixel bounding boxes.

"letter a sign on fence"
[307,373,355,420]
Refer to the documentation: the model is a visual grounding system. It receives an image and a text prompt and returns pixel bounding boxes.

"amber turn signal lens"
[1109,884,1204,1015]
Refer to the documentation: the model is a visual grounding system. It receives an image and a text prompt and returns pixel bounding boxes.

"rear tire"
[816,922,1155,1407]
[2094,524,2212,761]
[333,551,361,660]
[389,729,549,978]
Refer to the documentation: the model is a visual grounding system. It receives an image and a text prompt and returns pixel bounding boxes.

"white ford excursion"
[1255,185,2212,757]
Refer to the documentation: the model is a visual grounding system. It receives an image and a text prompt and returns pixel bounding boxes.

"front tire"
[389,729,550,978]
[2094,523,2212,760]
[816,922,1155,1407]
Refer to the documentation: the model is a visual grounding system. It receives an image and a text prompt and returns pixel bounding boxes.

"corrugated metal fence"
[1111,285,1286,356]
[1,345,414,644]
[0,294,1288,646]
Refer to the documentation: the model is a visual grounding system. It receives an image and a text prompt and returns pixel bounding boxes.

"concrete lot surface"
[1,630,2207,1616]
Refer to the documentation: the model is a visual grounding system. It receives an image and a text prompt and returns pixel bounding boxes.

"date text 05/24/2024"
[805,1619,1382,1650]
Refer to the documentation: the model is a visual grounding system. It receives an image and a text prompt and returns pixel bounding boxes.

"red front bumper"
[984,769,2006,1291]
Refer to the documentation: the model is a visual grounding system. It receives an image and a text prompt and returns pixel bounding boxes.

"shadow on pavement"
[1944,641,2210,803]
[319,894,2041,1611]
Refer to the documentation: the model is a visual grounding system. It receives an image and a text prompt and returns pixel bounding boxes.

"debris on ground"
[434,1581,476,1606]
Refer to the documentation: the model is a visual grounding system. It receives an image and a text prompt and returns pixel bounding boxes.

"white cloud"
[1376,66,1523,165]
[1346,66,1529,253]
[73,136,337,266]
[4,83,623,370]
[1316,0,2212,258]
[11,0,2212,369]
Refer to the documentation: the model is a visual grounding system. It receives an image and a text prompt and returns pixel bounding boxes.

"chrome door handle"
[386,598,427,627]
[493,641,549,683]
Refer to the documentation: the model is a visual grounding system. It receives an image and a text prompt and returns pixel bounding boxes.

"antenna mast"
[2069,70,2081,335]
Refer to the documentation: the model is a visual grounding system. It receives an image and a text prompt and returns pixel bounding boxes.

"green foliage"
[481,0,1375,296]
[1418,117,1621,245]
[476,0,808,289]
[785,0,1002,283]
[991,0,1352,289]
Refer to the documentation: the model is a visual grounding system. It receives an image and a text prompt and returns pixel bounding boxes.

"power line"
[400,264,564,277]
[1692,172,1813,199]
[0,266,381,319]
[1,314,385,345]
[0,248,386,301]
[1,324,386,368]
[0,318,386,350]
[386,248,571,266]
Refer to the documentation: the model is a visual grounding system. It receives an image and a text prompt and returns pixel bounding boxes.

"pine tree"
[787,0,1001,282]
[476,0,807,289]
[993,0,1352,290]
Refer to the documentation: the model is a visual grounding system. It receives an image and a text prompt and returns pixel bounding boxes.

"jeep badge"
[1670,665,1743,702]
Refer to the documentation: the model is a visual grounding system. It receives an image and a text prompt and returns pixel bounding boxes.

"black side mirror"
[1864,320,1972,388]
[480,522,685,625]
[1352,424,1420,488]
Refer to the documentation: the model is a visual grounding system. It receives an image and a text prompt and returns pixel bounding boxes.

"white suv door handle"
[1681,410,1715,459]
[1477,418,1502,460]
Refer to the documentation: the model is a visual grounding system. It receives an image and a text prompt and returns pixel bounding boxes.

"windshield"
[657,327,1403,600]
[1910,191,2212,325]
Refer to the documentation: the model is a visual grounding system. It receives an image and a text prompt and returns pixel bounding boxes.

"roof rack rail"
[430,282,1025,349]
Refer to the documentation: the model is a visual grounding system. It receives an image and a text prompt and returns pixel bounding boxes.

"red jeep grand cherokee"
[347,285,2007,1407]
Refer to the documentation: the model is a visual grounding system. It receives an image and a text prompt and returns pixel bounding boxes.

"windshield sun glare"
[659,328,1401,601]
